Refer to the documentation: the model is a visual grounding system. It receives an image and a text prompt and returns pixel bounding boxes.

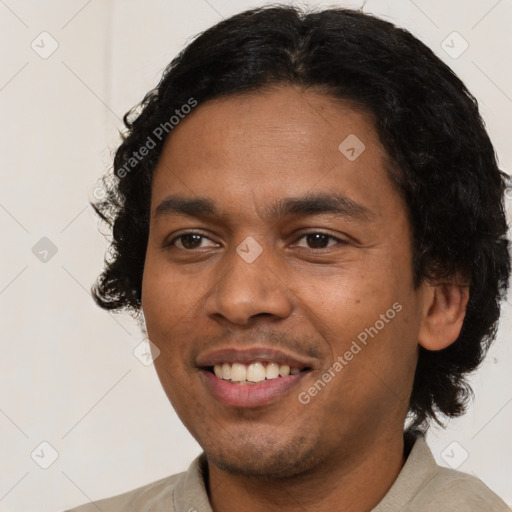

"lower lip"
[200,369,309,408]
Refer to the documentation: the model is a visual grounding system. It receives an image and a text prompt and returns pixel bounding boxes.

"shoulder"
[375,432,510,512]
[412,466,511,512]
[64,472,183,512]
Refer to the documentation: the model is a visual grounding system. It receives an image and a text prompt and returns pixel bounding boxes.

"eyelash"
[166,230,346,250]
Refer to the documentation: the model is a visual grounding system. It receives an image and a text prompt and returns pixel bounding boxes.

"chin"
[202,431,322,479]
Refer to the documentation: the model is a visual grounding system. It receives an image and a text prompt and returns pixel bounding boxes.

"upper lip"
[196,347,316,370]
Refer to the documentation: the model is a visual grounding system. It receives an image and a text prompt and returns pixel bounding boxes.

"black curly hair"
[91,5,510,429]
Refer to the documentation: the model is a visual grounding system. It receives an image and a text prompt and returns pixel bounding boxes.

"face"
[141,86,427,478]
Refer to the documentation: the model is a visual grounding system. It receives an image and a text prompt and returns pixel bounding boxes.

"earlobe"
[417,282,470,351]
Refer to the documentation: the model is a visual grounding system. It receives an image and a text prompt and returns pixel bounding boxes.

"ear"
[417,281,470,351]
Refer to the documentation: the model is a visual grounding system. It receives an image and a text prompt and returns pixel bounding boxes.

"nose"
[204,243,293,326]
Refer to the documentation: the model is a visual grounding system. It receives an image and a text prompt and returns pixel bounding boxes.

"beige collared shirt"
[65,434,510,511]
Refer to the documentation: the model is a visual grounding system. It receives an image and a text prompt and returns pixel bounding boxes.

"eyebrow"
[154,192,374,222]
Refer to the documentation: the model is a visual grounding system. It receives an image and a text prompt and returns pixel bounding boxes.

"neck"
[206,430,406,512]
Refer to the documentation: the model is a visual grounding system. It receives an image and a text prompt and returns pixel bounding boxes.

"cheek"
[141,253,205,326]
[141,270,197,375]
[297,264,401,336]
[300,264,417,383]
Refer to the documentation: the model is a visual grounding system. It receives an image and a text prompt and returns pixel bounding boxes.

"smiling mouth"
[206,361,312,385]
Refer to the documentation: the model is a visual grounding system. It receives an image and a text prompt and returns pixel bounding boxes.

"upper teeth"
[213,362,301,382]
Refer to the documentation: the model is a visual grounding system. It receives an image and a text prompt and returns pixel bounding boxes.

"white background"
[1,1,511,510]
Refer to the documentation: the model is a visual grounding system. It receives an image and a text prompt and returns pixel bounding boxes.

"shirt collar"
[173,452,212,512]
[372,430,438,512]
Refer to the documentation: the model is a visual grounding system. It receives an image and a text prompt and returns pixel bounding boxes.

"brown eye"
[294,232,342,249]
[168,233,218,250]
[305,233,330,249]
[178,234,204,249]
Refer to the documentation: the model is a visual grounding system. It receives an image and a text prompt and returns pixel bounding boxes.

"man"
[67,5,511,511]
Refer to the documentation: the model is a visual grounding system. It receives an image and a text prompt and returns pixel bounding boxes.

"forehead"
[155,86,382,168]
[150,86,396,221]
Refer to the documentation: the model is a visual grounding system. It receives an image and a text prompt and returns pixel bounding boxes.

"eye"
[293,232,345,249]
[168,232,219,250]
[165,231,346,251]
